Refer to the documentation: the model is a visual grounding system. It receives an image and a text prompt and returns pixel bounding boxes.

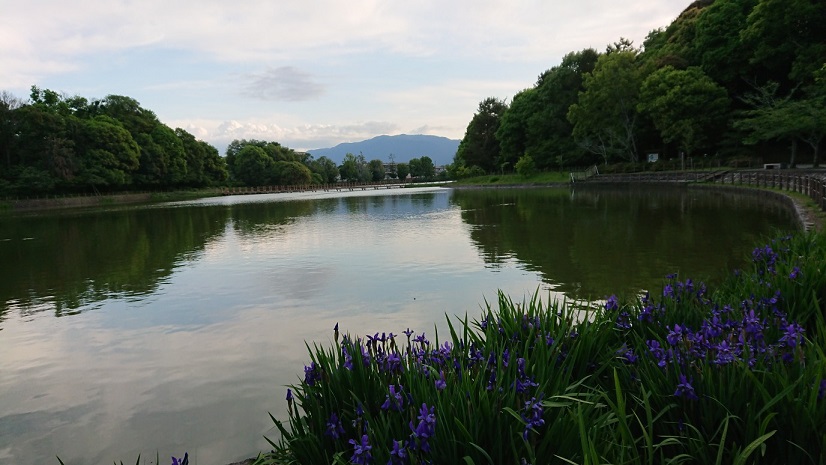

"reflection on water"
[0,186,799,465]
[0,206,230,321]
[452,184,799,297]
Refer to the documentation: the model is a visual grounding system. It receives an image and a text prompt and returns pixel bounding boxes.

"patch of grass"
[148,189,223,202]
[453,171,570,186]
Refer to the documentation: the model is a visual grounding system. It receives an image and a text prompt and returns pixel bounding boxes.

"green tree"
[396,163,410,181]
[74,115,141,187]
[12,104,74,188]
[131,124,188,187]
[0,91,23,171]
[233,145,275,185]
[638,66,730,167]
[734,80,826,167]
[495,49,599,170]
[418,156,435,179]
[274,160,313,185]
[308,156,340,183]
[226,139,308,184]
[199,140,229,185]
[408,158,422,178]
[742,0,826,87]
[96,94,159,135]
[568,49,642,163]
[496,88,539,169]
[339,153,369,182]
[368,159,385,182]
[637,3,707,70]
[151,124,188,185]
[455,97,508,173]
[691,0,756,89]
[174,128,227,186]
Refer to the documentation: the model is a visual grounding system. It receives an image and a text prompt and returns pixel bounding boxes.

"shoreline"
[0,190,224,214]
[4,175,823,234]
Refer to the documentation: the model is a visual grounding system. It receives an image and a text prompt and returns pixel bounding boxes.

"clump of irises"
[261,233,826,465]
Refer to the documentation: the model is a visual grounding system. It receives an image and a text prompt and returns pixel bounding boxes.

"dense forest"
[453,0,826,176]
[0,87,440,196]
[0,87,230,196]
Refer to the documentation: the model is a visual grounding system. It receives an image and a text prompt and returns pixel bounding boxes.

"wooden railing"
[714,171,826,211]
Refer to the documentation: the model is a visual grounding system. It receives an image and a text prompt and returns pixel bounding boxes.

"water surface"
[0,185,799,464]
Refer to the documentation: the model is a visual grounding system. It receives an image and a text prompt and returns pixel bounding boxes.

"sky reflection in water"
[0,186,799,465]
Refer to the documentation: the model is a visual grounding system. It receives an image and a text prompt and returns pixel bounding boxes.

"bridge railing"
[221,181,406,196]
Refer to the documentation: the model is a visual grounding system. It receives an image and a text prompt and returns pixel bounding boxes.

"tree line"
[0,87,442,196]
[452,0,826,177]
[225,141,438,186]
[0,87,229,196]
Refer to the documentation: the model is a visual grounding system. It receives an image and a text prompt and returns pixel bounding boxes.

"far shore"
[3,176,822,234]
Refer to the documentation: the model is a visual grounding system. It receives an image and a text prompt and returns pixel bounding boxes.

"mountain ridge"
[308,134,460,166]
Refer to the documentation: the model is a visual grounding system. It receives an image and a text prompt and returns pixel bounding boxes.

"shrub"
[515,155,537,178]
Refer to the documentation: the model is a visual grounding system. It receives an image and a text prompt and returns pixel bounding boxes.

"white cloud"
[241,66,325,102]
[3,1,687,81]
[171,118,403,152]
[1,0,689,151]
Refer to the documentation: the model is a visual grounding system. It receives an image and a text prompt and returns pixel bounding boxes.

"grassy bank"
[0,189,224,214]
[451,171,570,186]
[147,189,225,203]
[261,232,826,465]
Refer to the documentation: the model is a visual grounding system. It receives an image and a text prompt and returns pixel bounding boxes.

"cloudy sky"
[1,0,687,153]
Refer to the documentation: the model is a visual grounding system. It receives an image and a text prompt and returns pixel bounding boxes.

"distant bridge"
[222,182,408,196]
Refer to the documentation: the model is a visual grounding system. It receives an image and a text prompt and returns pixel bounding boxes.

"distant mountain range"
[308,134,460,166]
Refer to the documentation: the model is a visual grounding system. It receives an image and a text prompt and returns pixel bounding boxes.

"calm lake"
[0,185,799,465]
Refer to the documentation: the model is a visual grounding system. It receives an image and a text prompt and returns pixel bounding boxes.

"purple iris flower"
[343,346,354,370]
[388,439,409,465]
[325,412,345,439]
[435,371,446,391]
[171,453,188,465]
[789,267,801,279]
[382,384,405,411]
[780,323,805,349]
[521,397,545,440]
[714,340,736,365]
[616,311,632,330]
[349,434,373,465]
[674,374,698,400]
[666,324,684,346]
[604,294,619,312]
[304,362,321,386]
[647,340,668,368]
[409,403,436,454]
